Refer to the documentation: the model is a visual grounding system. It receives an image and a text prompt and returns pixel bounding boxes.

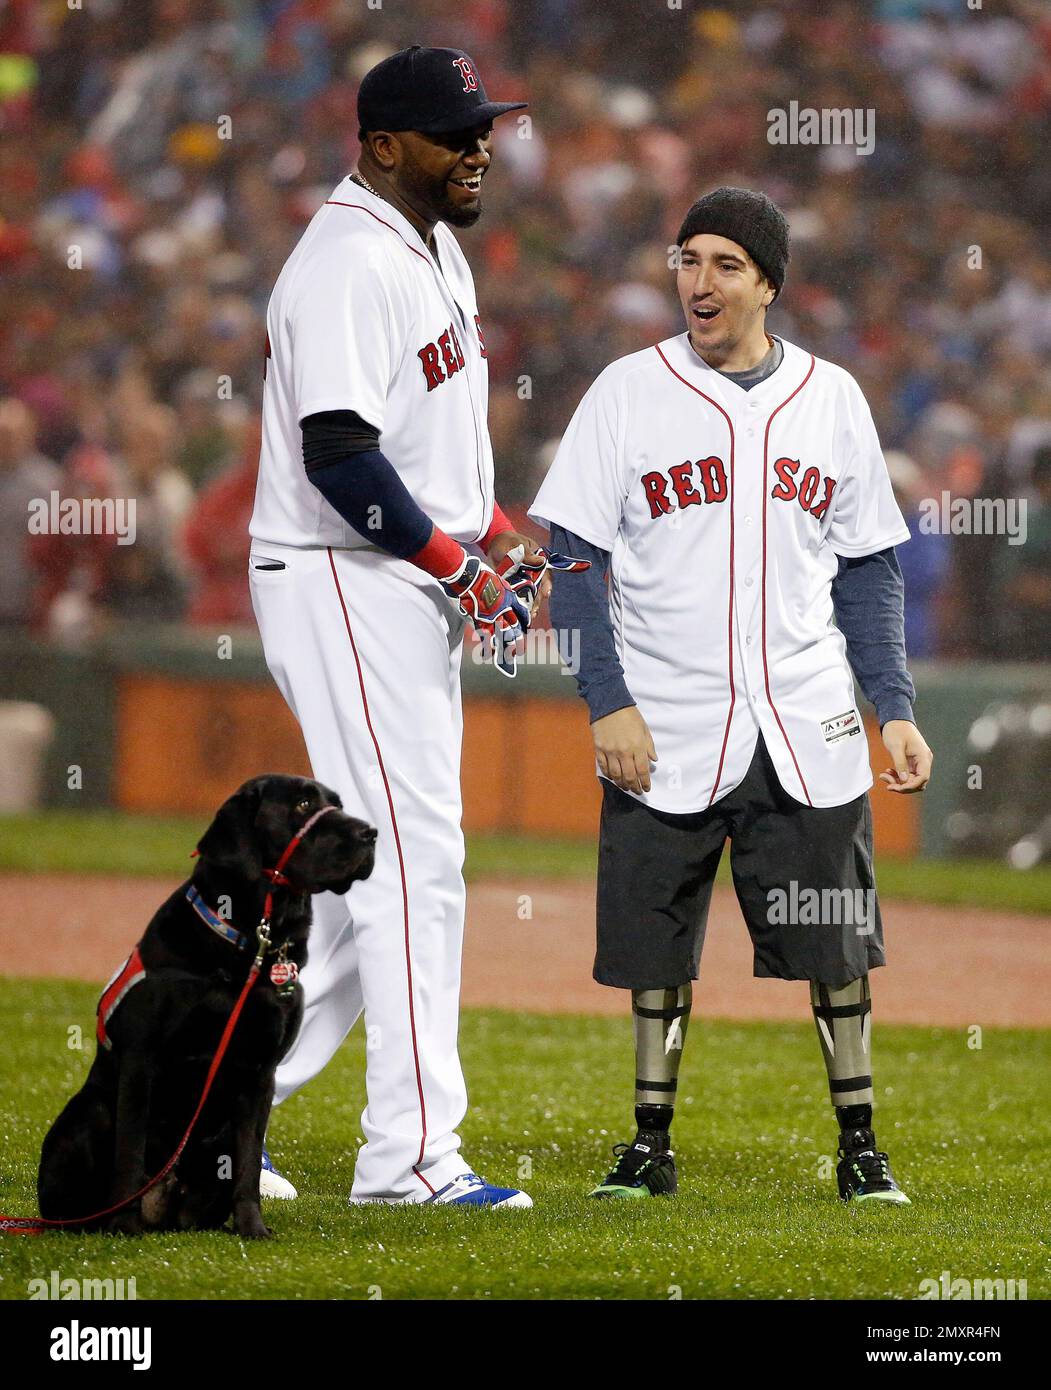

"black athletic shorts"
[595,735,885,990]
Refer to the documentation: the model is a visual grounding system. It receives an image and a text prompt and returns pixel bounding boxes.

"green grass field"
[0,979,1047,1301]
[2,810,1051,914]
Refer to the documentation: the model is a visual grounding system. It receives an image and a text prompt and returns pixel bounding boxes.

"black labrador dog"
[37,775,375,1239]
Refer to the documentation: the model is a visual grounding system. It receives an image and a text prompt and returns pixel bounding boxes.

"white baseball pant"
[249,542,470,1201]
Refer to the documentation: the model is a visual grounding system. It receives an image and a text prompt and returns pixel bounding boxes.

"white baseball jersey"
[530,333,911,813]
[251,175,495,550]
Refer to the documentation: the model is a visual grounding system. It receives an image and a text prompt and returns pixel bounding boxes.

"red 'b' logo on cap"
[452,57,479,92]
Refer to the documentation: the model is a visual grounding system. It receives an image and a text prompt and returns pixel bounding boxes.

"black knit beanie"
[676,187,790,298]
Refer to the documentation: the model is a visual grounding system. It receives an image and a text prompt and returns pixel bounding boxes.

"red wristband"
[479,502,514,552]
[408,526,466,580]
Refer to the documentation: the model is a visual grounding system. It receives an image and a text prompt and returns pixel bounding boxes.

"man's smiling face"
[676,233,774,363]
[392,122,494,228]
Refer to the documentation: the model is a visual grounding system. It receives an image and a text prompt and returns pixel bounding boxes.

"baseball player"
[530,188,933,1204]
[248,46,579,1208]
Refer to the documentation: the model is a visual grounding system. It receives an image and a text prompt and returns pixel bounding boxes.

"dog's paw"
[106,1208,147,1237]
[237,1221,272,1240]
[233,1208,272,1240]
[140,1174,178,1229]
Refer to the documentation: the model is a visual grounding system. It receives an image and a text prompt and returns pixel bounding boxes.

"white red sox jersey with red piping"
[250,176,495,550]
[529,333,911,813]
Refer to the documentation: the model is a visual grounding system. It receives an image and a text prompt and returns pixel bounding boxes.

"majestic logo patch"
[821,709,862,744]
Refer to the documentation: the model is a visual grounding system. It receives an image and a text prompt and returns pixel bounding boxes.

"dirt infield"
[1,872,1047,1028]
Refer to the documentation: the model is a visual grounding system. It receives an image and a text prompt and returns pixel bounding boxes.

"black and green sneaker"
[836,1128,910,1205]
[588,1131,677,1199]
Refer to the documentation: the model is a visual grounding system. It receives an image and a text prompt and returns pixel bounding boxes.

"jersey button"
[745,577,754,587]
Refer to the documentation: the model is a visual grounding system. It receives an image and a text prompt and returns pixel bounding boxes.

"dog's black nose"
[359,826,378,845]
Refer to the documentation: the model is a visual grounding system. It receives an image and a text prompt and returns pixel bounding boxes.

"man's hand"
[592,706,658,794]
[879,719,933,794]
[486,530,551,615]
[437,551,531,677]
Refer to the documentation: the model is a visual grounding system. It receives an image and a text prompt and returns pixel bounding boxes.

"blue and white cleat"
[259,1147,298,1200]
[424,1172,533,1209]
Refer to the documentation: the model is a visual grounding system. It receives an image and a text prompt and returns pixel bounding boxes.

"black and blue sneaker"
[588,1131,677,1199]
[837,1128,910,1205]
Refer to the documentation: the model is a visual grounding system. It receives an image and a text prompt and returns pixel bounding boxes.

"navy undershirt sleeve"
[302,409,443,561]
[307,447,435,560]
[831,547,916,728]
[548,524,634,722]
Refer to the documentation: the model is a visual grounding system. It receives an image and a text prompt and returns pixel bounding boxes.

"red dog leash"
[0,806,336,1237]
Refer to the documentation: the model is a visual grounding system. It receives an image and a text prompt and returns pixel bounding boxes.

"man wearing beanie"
[530,187,933,1205]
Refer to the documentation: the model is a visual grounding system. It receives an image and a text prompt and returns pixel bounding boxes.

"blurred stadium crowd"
[1,0,1049,660]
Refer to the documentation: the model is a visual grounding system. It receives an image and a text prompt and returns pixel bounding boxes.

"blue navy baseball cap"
[357,45,527,136]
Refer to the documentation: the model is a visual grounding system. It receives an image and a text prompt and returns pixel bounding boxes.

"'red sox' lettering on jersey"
[643,454,834,525]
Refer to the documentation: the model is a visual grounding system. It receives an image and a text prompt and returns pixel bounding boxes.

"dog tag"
[270,960,299,990]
